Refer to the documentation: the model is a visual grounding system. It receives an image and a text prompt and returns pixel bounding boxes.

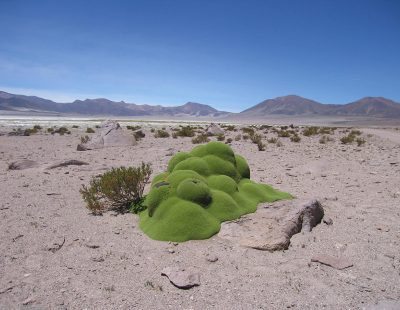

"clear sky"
[0,0,399,111]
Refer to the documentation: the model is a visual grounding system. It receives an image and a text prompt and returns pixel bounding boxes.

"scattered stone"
[361,300,400,310]
[167,248,175,254]
[48,237,66,253]
[8,160,38,170]
[161,267,200,289]
[206,123,224,136]
[22,297,35,305]
[206,255,218,262]
[46,160,89,169]
[311,255,353,270]
[77,120,137,151]
[85,243,100,249]
[323,217,333,225]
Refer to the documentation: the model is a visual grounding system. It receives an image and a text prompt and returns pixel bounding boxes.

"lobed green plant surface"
[139,141,292,242]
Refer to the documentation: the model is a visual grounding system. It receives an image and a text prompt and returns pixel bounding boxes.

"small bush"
[51,127,70,135]
[226,138,233,144]
[24,128,38,136]
[242,134,249,140]
[241,127,255,135]
[257,141,266,151]
[154,130,170,138]
[47,128,54,133]
[303,127,320,136]
[134,130,145,140]
[350,129,362,136]
[192,134,210,144]
[356,137,366,146]
[277,130,290,138]
[80,135,90,144]
[176,126,195,137]
[72,125,79,129]
[319,127,334,134]
[222,125,236,131]
[172,132,178,139]
[95,125,100,129]
[80,163,152,214]
[216,134,225,141]
[290,134,301,143]
[276,140,283,147]
[267,137,278,144]
[33,125,42,130]
[250,133,263,144]
[150,128,155,133]
[234,134,241,141]
[86,127,95,133]
[127,125,141,131]
[340,135,355,144]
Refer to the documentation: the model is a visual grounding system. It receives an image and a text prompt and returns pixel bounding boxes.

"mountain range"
[1,91,400,118]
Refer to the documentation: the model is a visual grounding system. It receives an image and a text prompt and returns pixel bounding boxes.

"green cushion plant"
[139,141,292,242]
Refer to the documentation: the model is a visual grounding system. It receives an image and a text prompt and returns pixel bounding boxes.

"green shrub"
[340,134,355,144]
[277,130,290,137]
[86,127,95,133]
[241,127,255,135]
[33,125,42,130]
[250,133,263,144]
[222,125,236,131]
[72,125,79,128]
[176,126,195,137]
[24,128,38,136]
[303,127,320,136]
[47,128,54,133]
[290,134,301,142]
[192,134,210,144]
[80,163,152,214]
[150,128,155,133]
[53,127,70,135]
[350,129,362,136]
[226,138,233,144]
[155,130,170,138]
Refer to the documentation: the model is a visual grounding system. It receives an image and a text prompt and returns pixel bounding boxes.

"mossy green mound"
[139,141,292,242]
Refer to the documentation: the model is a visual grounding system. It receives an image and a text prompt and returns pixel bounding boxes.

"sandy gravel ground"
[0,124,399,310]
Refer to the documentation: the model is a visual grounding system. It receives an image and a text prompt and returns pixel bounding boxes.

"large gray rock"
[77,120,136,151]
[161,266,201,289]
[218,199,324,251]
[206,123,224,136]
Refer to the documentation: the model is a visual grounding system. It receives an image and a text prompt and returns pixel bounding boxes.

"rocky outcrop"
[161,266,201,289]
[77,120,136,151]
[218,199,324,251]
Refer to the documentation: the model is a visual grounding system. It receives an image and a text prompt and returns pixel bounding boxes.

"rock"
[311,255,353,270]
[323,217,333,225]
[161,267,200,289]
[206,123,224,136]
[77,120,137,151]
[8,160,39,170]
[206,255,218,262]
[218,199,324,251]
[46,160,89,169]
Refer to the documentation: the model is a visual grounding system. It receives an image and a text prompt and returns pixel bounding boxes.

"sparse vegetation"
[290,134,301,142]
[234,134,242,141]
[276,140,283,147]
[216,134,225,141]
[134,130,145,140]
[23,127,39,136]
[80,135,90,144]
[340,134,355,144]
[172,132,178,139]
[150,128,155,133]
[176,126,195,137]
[154,130,170,138]
[226,138,233,144]
[319,135,334,144]
[127,125,141,131]
[86,127,95,133]
[47,127,54,133]
[192,134,210,144]
[302,126,320,136]
[277,130,290,138]
[53,127,71,135]
[257,141,266,151]
[222,125,236,131]
[72,125,79,128]
[80,163,152,215]
[33,125,42,130]
[267,137,278,144]
[356,137,366,146]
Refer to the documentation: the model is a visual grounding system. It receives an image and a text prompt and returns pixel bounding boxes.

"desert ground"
[0,120,399,310]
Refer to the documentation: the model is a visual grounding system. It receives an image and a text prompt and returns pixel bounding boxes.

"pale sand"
[0,124,399,309]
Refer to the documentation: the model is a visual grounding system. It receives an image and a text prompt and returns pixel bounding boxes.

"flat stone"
[218,199,324,251]
[311,255,353,270]
[161,266,200,289]
[8,160,38,170]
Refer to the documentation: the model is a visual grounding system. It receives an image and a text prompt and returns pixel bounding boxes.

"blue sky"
[0,0,399,111]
